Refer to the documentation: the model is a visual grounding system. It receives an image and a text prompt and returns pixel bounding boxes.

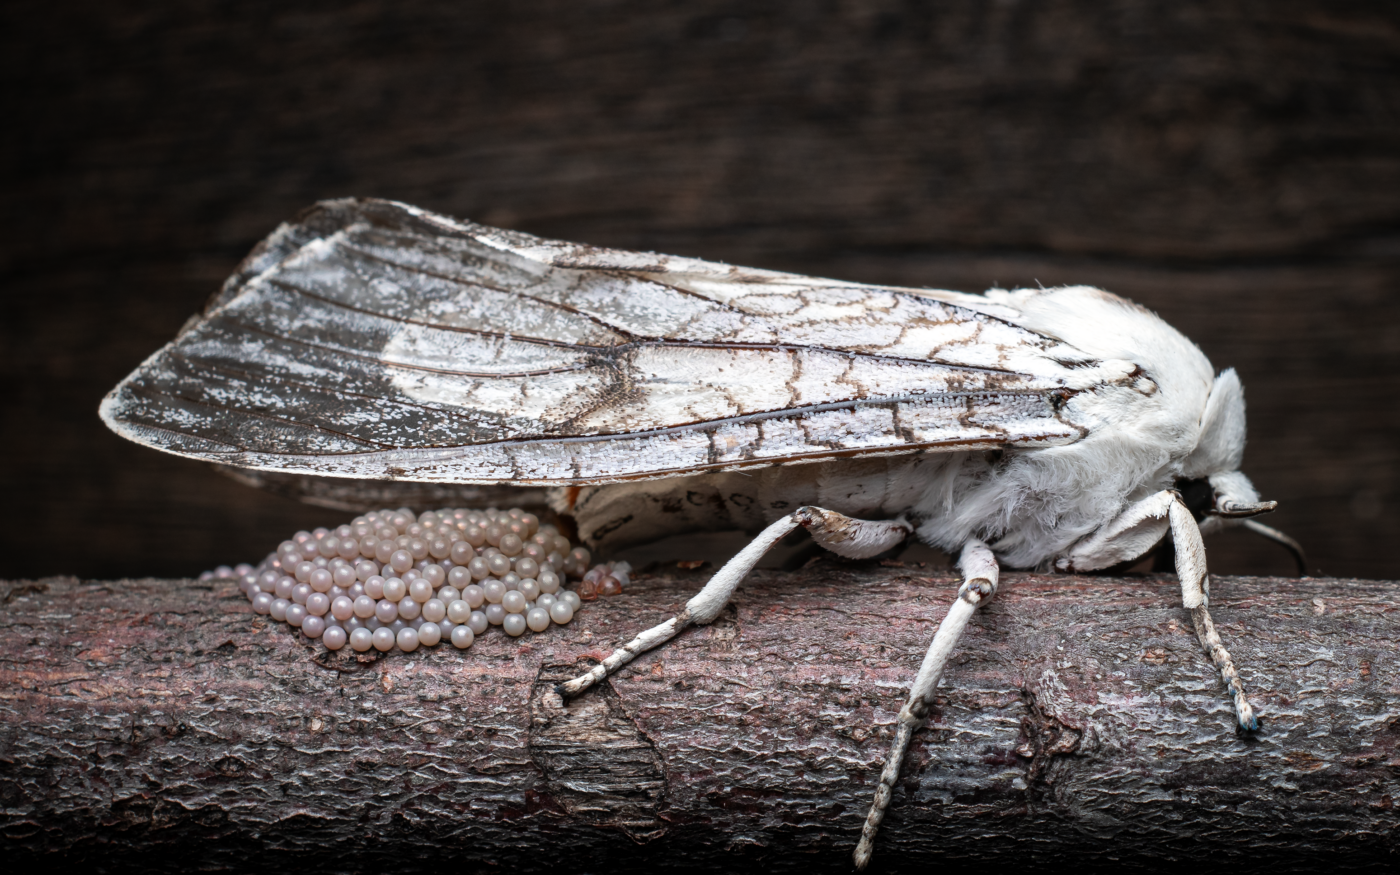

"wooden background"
[3,1,1398,581]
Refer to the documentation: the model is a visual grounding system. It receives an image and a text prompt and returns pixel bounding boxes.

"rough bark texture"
[3,1,1399,582]
[2,566,1397,872]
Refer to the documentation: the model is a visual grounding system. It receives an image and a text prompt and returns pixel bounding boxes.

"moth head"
[1176,369,1306,573]
[1178,368,1268,516]
[1173,471,1273,523]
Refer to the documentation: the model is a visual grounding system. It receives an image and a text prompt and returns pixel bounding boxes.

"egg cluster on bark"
[205,506,627,653]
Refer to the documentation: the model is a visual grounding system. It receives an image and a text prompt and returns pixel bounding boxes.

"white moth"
[101,198,1302,869]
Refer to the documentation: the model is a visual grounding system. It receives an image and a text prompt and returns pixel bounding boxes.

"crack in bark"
[529,663,668,842]
[1017,685,1085,795]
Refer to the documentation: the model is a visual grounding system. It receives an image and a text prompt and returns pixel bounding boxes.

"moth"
[101,198,1303,869]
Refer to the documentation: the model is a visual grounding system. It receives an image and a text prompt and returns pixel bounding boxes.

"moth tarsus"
[102,197,1301,869]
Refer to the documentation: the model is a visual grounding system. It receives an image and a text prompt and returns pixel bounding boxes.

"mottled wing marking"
[102,198,1129,485]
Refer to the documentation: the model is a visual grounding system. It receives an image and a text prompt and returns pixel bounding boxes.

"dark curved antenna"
[1242,519,1307,576]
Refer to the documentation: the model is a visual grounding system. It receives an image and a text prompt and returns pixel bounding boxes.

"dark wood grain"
[1,566,1396,871]
[2,1,1397,580]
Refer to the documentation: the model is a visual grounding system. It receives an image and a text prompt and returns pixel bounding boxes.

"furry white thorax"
[919,286,1256,566]
[568,286,1259,570]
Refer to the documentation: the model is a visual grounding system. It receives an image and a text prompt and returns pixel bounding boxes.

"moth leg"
[853,539,998,871]
[557,507,912,698]
[1058,490,1258,731]
[1057,490,1175,572]
[794,507,914,560]
[1168,497,1259,731]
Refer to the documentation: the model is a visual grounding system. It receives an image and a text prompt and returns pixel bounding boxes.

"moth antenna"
[1242,519,1307,576]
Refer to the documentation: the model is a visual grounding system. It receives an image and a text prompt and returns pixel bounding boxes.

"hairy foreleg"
[853,539,998,871]
[1169,498,1258,731]
[558,507,912,698]
[1059,489,1259,731]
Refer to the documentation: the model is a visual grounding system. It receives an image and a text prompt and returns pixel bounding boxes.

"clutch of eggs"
[204,506,628,654]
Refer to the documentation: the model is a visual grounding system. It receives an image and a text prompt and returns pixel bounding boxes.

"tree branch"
[1,567,1396,871]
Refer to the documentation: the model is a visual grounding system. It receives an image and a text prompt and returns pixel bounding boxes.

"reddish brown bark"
[1,566,1397,872]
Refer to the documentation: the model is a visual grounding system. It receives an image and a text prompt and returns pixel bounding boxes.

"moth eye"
[201,507,631,655]
[1174,477,1214,522]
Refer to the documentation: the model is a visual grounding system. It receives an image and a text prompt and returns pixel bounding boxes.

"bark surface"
[1,566,1397,872]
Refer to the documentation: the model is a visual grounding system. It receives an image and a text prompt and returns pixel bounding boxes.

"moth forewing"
[101,198,1131,485]
[100,198,1284,871]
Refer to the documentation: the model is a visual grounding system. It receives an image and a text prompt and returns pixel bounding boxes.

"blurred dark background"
[3,1,1398,581]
